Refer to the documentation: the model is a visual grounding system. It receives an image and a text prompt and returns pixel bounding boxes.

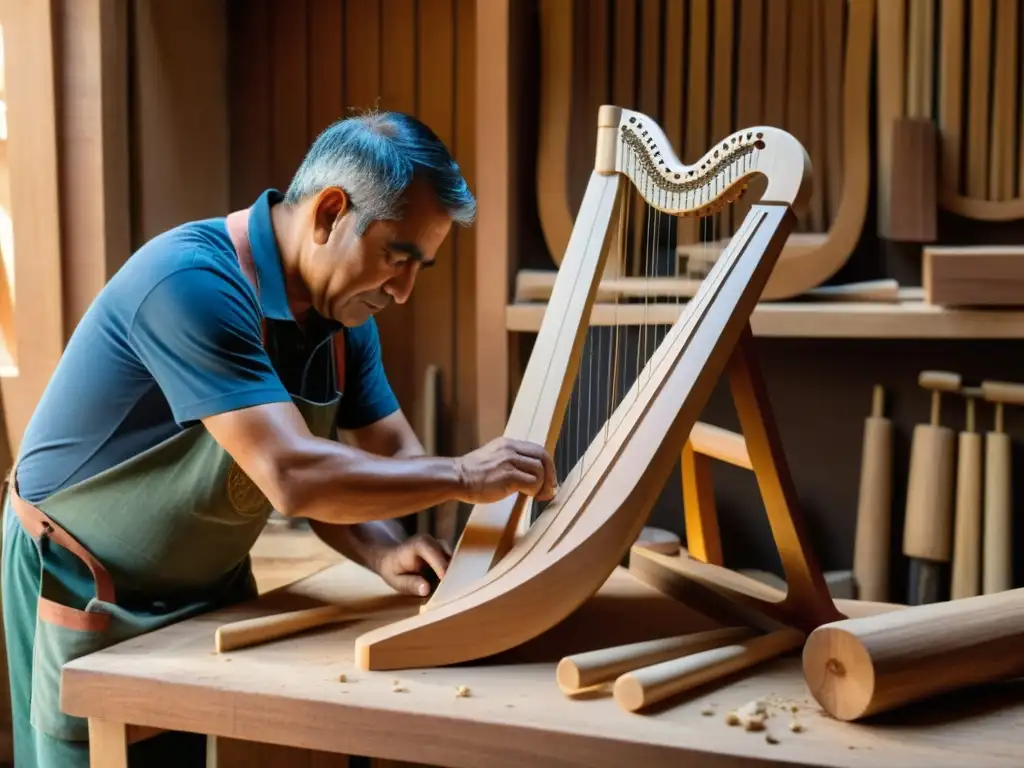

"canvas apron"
[0,208,345,756]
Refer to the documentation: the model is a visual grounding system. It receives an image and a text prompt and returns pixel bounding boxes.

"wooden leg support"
[88,719,128,768]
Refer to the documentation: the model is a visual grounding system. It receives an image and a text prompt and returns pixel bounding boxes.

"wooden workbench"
[61,561,1024,767]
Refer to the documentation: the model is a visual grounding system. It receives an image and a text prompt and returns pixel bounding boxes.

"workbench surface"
[61,561,1024,767]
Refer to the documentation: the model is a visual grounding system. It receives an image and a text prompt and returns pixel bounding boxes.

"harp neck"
[594,105,812,216]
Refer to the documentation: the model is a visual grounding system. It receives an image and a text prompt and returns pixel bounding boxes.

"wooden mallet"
[902,370,959,604]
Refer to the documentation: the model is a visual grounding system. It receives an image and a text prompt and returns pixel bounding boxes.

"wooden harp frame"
[354,105,841,671]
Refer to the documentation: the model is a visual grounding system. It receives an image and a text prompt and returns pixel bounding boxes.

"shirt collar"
[245,188,344,334]
[247,188,295,322]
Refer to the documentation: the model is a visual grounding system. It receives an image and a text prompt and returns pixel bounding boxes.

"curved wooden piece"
[355,115,810,667]
[428,108,811,612]
[535,0,874,301]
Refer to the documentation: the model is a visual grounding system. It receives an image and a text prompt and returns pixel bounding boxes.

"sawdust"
[455,685,471,697]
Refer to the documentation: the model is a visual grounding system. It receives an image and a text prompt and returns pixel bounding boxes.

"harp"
[354,105,842,671]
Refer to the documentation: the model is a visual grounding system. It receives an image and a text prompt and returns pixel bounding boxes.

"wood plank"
[808,0,827,231]
[733,0,764,230]
[473,0,509,443]
[711,0,734,234]
[988,0,1017,201]
[505,295,1024,339]
[60,561,1024,768]
[453,0,476,456]
[377,0,417,424]
[308,0,345,140]
[922,246,1024,307]
[682,0,709,247]
[875,0,905,237]
[57,0,131,334]
[785,0,811,231]
[413,0,456,441]
[0,0,67,454]
[271,0,308,191]
[965,0,992,199]
[938,0,965,196]
[344,0,381,110]
[228,0,272,209]
[823,0,844,221]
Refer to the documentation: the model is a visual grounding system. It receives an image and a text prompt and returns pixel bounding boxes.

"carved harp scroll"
[353,106,815,671]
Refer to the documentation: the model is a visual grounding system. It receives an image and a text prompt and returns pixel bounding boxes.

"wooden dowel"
[803,588,1024,721]
[687,421,751,469]
[215,602,417,653]
[613,629,806,713]
[556,626,756,693]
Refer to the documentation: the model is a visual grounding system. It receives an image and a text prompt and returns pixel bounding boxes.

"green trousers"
[1,501,206,767]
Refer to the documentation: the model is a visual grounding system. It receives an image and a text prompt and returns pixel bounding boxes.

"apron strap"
[5,466,115,631]
[225,207,346,395]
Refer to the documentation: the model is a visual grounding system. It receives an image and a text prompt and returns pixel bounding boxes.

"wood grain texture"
[62,560,1024,768]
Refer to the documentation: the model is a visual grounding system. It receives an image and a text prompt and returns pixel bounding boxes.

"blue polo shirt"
[15,189,399,505]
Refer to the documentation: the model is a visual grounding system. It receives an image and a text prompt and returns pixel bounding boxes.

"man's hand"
[454,437,557,505]
[372,533,452,597]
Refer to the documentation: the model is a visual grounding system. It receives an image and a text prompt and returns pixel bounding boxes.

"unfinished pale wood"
[506,293,1024,338]
[62,560,1024,768]
[981,380,1016,594]
[473,0,511,444]
[803,588,1024,722]
[613,628,805,713]
[937,0,964,194]
[923,246,1024,307]
[633,527,680,556]
[852,384,893,602]
[515,272,900,304]
[951,386,983,600]
[966,0,992,201]
[681,441,724,566]
[555,626,755,693]
[989,0,1017,202]
[903,372,959,568]
[354,105,815,669]
[215,598,419,653]
[88,719,128,768]
[427,171,622,607]
[874,0,905,238]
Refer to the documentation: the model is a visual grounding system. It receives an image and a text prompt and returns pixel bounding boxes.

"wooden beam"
[57,0,131,335]
[474,0,510,443]
[0,0,66,456]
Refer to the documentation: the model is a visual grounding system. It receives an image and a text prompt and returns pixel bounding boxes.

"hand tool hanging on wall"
[902,371,959,604]
[950,386,984,599]
[852,384,893,602]
[981,380,1019,594]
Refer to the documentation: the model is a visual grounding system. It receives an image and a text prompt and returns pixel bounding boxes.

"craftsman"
[1,110,556,767]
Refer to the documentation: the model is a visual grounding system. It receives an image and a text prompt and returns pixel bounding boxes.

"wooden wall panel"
[131,0,230,246]
[227,0,479,465]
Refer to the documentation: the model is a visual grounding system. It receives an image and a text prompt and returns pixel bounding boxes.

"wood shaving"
[789,721,803,733]
[701,708,715,716]
[725,712,741,726]
[455,685,471,697]
[338,673,347,683]
[736,699,767,731]
[765,734,779,745]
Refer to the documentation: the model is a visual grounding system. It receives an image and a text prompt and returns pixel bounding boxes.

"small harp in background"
[353,104,836,671]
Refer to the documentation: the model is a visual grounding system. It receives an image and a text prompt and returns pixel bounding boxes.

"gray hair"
[284,109,476,235]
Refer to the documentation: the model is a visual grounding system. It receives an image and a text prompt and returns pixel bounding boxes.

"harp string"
[547,131,762,517]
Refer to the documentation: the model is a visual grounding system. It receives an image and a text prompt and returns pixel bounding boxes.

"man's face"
[304,180,453,326]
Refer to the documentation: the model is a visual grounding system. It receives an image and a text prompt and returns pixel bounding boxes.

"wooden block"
[923,246,1024,307]
[887,118,938,242]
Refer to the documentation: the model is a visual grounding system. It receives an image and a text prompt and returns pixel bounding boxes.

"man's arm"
[312,410,428,568]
